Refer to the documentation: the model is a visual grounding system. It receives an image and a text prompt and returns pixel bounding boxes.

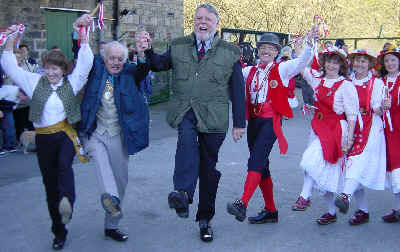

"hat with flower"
[349,48,377,68]
[377,45,400,65]
[319,46,348,68]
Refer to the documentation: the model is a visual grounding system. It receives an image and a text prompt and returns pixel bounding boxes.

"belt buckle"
[360,107,367,115]
[316,111,323,120]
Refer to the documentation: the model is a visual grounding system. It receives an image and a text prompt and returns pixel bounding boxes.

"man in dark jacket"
[79,40,150,242]
[137,3,246,242]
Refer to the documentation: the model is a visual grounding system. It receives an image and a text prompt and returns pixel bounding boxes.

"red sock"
[259,177,277,212]
[240,171,262,208]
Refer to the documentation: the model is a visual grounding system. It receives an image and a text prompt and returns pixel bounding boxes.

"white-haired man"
[79,38,151,241]
[137,3,246,242]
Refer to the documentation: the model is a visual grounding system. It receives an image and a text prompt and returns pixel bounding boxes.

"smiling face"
[193,7,219,41]
[383,53,400,75]
[352,55,370,76]
[258,43,279,65]
[323,55,343,78]
[44,64,64,85]
[105,45,125,75]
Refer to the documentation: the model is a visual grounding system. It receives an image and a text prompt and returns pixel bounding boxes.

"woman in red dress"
[378,46,400,222]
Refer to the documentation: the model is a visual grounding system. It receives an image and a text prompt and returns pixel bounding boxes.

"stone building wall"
[0,0,184,61]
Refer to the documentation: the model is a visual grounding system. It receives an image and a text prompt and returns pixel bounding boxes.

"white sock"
[343,178,360,201]
[395,192,400,210]
[324,192,336,215]
[354,188,368,213]
[300,173,314,200]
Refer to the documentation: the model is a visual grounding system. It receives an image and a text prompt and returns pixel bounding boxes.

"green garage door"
[45,10,79,60]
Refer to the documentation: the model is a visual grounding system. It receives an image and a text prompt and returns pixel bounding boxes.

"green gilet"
[29,77,81,125]
[167,33,240,133]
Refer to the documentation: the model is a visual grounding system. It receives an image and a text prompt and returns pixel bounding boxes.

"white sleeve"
[342,81,359,121]
[371,78,384,112]
[0,85,19,102]
[278,45,314,86]
[302,67,320,89]
[0,50,41,98]
[67,43,94,95]
[242,66,252,81]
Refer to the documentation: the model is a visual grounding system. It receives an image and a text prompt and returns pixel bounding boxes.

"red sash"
[311,79,346,164]
[383,75,400,171]
[348,77,375,157]
[245,63,292,154]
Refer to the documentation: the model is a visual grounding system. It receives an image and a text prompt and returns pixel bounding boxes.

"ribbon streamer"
[0,24,25,46]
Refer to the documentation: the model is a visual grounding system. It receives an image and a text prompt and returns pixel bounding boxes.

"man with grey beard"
[136,3,246,242]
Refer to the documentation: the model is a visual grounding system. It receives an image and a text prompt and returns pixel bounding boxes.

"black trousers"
[247,117,277,179]
[36,131,76,238]
[13,107,34,140]
[174,110,226,221]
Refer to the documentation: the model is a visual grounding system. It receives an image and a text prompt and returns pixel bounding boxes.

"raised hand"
[73,14,92,32]
[135,31,152,57]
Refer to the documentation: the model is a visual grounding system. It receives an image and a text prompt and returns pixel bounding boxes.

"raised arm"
[0,25,40,97]
[278,27,317,85]
[68,14,94,94]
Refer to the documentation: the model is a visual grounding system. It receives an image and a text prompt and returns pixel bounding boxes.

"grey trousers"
[85,131,129,229]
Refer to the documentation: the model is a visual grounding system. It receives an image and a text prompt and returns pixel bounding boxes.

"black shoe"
[52,237,65,250]
[168,190,189,218]
[227,199,246,222]
[105,229,128,242]
[199,219,213,242]
[248,209,278,224]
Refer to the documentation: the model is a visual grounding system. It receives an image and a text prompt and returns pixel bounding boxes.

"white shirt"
[0,43,94,128]
[303,69,359,121]
[243,45,314,104]
[350,72,384,112]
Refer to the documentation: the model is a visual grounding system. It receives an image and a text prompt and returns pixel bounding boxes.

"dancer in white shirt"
[0,14,93,250]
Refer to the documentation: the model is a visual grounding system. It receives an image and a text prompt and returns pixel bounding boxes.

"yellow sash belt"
[35,120,88,163]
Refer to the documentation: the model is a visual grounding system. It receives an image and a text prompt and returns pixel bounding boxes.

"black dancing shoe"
[248,209,278,224]
[52,237,66,250]
[199,219,213,242]
[105,229,128,242]
[168,190,189,218]
[227,199,246,222]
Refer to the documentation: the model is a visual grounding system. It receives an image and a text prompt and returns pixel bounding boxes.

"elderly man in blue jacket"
[79,39,150,242]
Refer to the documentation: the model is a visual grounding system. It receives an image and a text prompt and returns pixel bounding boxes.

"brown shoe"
[382,209,400,223]
[292,196,311,211]
[335,193,350,214]
[317,212,337,225]
[349,210,369,225]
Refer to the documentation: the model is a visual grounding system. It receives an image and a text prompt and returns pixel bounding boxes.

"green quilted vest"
[168,33,240,133]
[29,77,81,125]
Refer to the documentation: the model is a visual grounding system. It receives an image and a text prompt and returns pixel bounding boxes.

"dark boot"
[248,209,278,224]
[227,199,246,222]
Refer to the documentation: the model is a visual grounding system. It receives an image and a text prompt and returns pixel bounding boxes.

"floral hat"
[377,45,400,65]
[319,46,348,68]
[349,48,377,68]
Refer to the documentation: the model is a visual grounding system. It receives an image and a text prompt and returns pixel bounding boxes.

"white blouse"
[350,72,384,112]
[243,45,314,104]
[0,43,94,128]
[303,69,359,121]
